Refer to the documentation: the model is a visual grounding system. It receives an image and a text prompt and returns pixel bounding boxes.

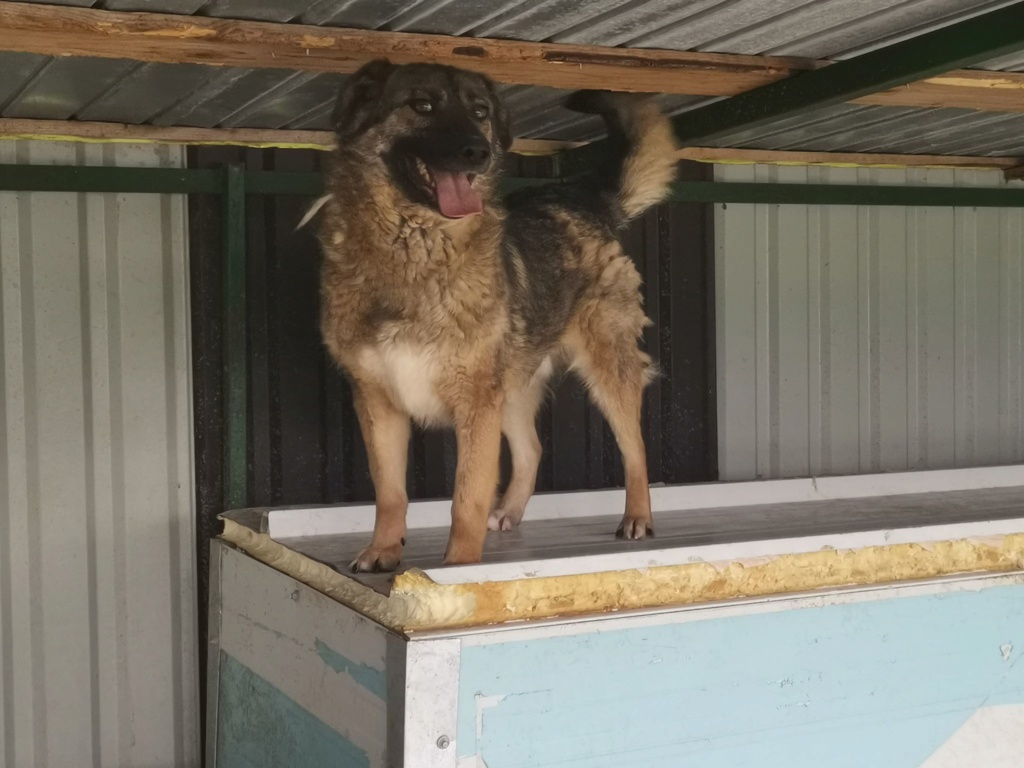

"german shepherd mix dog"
[314,60,679,572]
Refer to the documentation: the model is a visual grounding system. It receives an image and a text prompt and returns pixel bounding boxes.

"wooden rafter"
[2,3,1024,114]
[0,3,815,97]
[1004,164,1024,181]
[0,118,579,156]
[1,118,1018,172]
[676,147,1021,171]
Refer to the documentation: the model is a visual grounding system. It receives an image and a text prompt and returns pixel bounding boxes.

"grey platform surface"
[275,485,1024,594]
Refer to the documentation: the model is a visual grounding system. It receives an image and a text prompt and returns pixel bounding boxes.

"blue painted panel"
[217,651,370,768]
[457,585,1024,768]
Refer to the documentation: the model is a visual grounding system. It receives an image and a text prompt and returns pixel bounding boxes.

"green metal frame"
[221,165,248,510]
[561,2,1024,174]
[4,161,1024,510]
[4,163,1024,205]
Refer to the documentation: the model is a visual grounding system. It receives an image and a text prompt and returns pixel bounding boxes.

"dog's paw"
[487,508,523,532]
[615,516,654,540]
[350,544,403,573]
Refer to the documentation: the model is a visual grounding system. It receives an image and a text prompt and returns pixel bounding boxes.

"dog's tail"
[564,91,679,226]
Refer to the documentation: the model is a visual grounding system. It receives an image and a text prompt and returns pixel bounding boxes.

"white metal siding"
[715,164,1024,481]
[0,141,197,767]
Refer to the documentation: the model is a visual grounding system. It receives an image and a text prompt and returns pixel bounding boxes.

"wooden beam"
[677,147,1021,171]
[1,118,1017,172]
[0,2,816,97]
[3,4,1024,114]
[0,118,581,155]
[857,71,1024,112]
[1004,164,1024,182]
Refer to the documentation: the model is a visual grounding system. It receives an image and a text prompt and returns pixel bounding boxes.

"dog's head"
[331,60,511,220]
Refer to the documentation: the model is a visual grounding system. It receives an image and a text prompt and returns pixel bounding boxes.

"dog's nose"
[462,140,490,166]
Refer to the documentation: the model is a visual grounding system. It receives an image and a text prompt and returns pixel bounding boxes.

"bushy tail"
[564,91,679,225]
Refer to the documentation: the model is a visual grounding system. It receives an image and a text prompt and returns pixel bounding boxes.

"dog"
[313,60,679,572]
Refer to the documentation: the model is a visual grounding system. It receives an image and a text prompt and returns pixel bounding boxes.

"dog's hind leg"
[489,369,548,532]
[350,383,411,573]
[565,314,654,540]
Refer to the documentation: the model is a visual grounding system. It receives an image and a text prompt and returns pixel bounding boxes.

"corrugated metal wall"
[715,163,1024,481]
[0,142,198,767]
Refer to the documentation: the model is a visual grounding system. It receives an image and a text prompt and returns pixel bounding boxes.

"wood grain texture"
[0,2,813,96]
[3,118,1017,168]
[215,544,392,767]
[4,3,1024,112]
[0,118,580,155]
[677,146,1022,170]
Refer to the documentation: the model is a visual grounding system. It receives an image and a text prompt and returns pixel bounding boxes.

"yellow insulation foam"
[217,516,1024,632]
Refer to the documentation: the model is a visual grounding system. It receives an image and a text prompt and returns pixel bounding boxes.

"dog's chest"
[358,342,449,425]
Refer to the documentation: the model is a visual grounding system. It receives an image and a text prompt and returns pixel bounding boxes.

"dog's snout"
[461,140,490,166]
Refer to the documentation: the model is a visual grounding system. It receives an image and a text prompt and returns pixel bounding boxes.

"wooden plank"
[215,544,391,768]
[3,4,1024,113]
[858,70,1024,112]
[1,118,1017,169]
[1004,164,1024,181]
[0,2,814,97]
[0,118,579,155]
[676,146,1021,170]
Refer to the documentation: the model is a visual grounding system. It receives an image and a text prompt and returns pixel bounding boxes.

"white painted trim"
[266,465,1024,539]
[403,639,460,768]
[428,571,1024,646]
[422,516,1024,585]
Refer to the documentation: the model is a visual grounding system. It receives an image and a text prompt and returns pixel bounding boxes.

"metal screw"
[436,736,450,750]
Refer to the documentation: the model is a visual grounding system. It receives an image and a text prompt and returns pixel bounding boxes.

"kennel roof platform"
[215,465,1024,633]
[208,465,1024,768]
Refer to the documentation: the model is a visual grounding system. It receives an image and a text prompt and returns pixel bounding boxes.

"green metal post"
[222,164,248,510]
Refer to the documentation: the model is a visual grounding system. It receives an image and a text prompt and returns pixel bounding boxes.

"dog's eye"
[472,104,490,120]
[411,98,433,114]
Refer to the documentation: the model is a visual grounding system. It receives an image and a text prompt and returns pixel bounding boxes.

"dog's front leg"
[445,380,504,565]
[350,383,411,573]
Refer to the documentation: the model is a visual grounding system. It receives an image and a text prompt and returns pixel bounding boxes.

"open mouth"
[415,157,482,219]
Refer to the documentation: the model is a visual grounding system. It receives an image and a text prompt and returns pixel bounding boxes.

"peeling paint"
[475,694,507,740]
[313,639,386,700]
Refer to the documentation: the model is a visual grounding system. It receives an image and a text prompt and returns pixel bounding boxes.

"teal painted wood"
[313,639,387,700]
[216,651,370,768]
[457,585,1024,768]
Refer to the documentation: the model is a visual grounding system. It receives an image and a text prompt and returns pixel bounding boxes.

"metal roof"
[1,0,1024,153]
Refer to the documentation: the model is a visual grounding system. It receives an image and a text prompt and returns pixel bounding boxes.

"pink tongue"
[432,171,482,218]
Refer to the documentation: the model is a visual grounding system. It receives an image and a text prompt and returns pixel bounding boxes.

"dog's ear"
[483,79,512,153]
[332,59,395,140]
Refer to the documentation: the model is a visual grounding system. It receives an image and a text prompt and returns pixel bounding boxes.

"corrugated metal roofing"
[1,0,1024,152]
[703,104,1024,157]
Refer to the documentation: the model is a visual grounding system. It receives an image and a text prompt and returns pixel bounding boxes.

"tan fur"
[609,96,681,222]
[319,63,677,569]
